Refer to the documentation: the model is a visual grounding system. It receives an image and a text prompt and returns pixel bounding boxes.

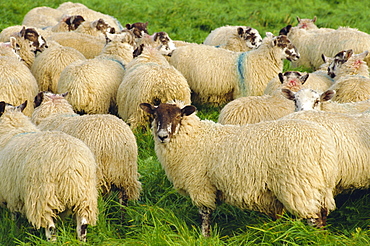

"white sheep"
[281,108,370,196]
[280,24,370,70]
[327,50,370,103]
[203,25,263,52]
[218,71,309,125]
[22,6,64,28]
[117,46,191,129]
[47,31,106,59]
[0,44,39,117]
[281,88,370,113]
[31,41,87,93]
[169,33,299,105]
[56,2,124,31]
[57,32,135,114]
[31,91,141,214]
[140,100,338,237]
[0,101,98,242]
[295,16,334,32]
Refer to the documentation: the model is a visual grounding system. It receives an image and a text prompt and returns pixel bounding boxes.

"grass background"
[0,0,369,245]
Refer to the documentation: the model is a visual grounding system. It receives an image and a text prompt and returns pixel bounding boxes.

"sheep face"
[92,18,115,34]
[153,32,176,56]
[64,15,85,31]
[274,35,299,61]
[237,27,262,49]
[19,26,48,53]
[278,71,309,92]
[125,22,149,38]
[0,101,27,117]
[140,103,196,143]
[281,88,335,111]
[296,16,318,30]
[327,49,354,78]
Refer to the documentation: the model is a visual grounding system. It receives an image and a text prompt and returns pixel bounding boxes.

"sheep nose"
[158,135,168,142]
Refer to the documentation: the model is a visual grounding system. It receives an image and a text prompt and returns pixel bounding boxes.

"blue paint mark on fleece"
[237,52,248,96]
[103,57,126,70]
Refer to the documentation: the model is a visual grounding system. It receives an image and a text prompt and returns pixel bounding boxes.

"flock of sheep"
[0,1,370,242]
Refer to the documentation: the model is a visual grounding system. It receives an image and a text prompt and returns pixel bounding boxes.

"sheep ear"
[279,25,291,36]
[9,37,17,49]
[125,23,132,29]
[19,26,26,37]
[17,101,27,112]
[281,88,295,100]
[133,44,144,58]
[140,103,156,114]
[34,92,44,108]
[312,16,317,23]
[320,90,335,101]
[278,73,284,83]
[300,73,310,84]
[0,101,6,116]
[237,27,244,36]
[181,105,196,116]
[358,50,369,61]
[61,92,68,97]
[296,16,301,23]
[321,54,328,63]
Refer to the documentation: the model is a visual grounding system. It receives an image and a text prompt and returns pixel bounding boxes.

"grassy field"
[0,0,369,245]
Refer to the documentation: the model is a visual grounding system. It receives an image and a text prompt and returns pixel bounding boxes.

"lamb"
[327,50,370,103]
[279,24,370,70]
[169,33,299,106]
[203,25,263,52]
[116,46,191,129]
[281,88,370,113]
[0,44,39,117]
[31,91,141,214]
[218,71,309,125]
[0,101,98,241]
[57,31,135,114]
[30,41,87,92]
[140,100,338,236]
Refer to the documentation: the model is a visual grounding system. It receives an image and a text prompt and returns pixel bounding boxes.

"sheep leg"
[307,207,328,228]
[118,188,128,222]
[199,206,212,237]
[76,216,88,242]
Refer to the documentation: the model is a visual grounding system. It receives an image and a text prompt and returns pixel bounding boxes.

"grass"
[0,0,370,245]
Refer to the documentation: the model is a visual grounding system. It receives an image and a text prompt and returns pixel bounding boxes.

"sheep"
[327,50,370,103]
[0,101,98,242]
[0,45,39,117]
[169,33,300,106]
[279,24,370,70]
[203,25,263,52]
[140,100,338,237]
[295,16,334,32]
[135,31,177,56]
[218,71,309,125]
[57,2,124,31]
[31,91,141,215]
[281,107,370,196]
[22,6,64,28]
[30,41,87,93]
[74,18,116,36]
[47,31,106,59]
[281,88,370,113]
[116,46,191,129]
[57,32,135,115]
[125,22,149,38]
[41,15,86,35]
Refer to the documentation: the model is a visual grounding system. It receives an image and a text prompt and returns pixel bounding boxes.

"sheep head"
[64,15,85,31]
[140,102,196,143]
[18,26,48,53]
[281,88,335,111]
[237,26,262,49]
[0,101,27,117]
[278,71,309,92]
[273,35,300,61]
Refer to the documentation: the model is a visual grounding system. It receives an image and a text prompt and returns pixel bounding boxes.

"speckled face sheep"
[169,33,300,106]
[140,101,339,237]
[135,31,177,56]
[125,22,149,38]
[0,101,98,242]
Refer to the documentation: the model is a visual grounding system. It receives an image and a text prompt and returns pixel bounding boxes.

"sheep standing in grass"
[280,24,370,70]
[0,101,98,242]
[31,91,141,215]
[57,32,135,114]
[31,41,86,92]
[140,100,338,236]
[327,50,370,103]
[117,46,191,129]
[218,72,309,125]
[282,88,370,113]
[169,33,299,105]
[203,25,263,52]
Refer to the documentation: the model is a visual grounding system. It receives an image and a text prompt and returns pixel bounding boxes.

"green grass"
[1,0,370,245]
